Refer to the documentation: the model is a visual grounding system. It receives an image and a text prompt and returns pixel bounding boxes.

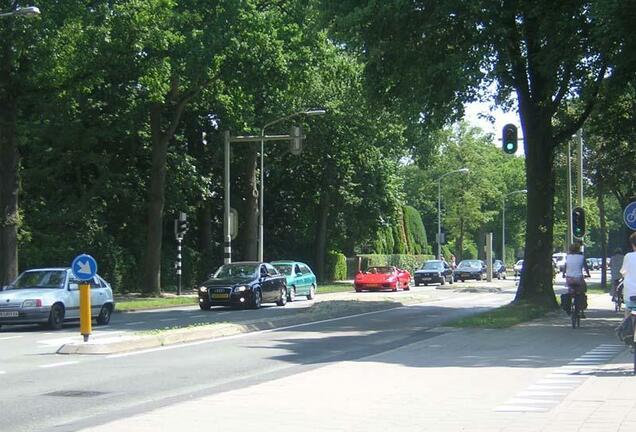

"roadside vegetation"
[447,302,554,329]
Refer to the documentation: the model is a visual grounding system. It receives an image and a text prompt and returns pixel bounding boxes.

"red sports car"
[354,266,411,292]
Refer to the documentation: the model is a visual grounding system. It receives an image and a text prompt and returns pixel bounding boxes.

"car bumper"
[415,274,443,284]
[454,272,481,280]
[0,307,51,324]
[354,283,397,291]
[200,291,256,306]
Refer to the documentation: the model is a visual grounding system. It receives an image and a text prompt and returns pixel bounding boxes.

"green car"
[271,261,317,302]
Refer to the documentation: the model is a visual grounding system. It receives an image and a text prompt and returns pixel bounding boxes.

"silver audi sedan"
[0,268,115,330]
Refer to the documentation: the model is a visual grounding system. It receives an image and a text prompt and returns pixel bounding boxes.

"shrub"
[326,250,347,281]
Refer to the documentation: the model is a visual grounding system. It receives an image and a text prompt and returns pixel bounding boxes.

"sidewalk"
[79,295,636,432]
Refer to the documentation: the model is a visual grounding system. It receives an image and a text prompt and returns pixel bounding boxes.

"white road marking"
[159,318,178,322]
[190,315,206,318]
[0,335,23,341]
[495,406,548,412]
[518,391,568,397]
[508,398,560,404]
[39,361,79,369]
[125,321,145,326]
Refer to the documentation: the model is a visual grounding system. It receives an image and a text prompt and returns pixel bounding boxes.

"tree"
[323,0,625,306]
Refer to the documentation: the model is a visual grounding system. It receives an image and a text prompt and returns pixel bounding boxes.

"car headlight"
[233,285,248,293]
[199,286,208,293]
[22,299,42,308]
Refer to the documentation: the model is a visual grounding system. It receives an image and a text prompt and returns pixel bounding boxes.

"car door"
[265,264,283,302]
[301,264,316,291]
[294,264,306,295]
[66,276,82,319]
[90,276,107,313]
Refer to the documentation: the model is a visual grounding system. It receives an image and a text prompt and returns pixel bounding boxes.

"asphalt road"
[0,283,519,432]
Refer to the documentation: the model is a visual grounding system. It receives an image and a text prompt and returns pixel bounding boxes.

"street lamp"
[502,189,527,266]
[436,168,469,260]
[258,109,325,261]
[0,6,40,18]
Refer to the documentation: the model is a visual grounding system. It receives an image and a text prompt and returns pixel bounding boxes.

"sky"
[463,100,521,146]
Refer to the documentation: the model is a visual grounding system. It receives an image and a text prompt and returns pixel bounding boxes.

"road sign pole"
[79,282,92,342]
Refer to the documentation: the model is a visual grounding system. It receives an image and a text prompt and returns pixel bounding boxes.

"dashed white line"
[159,318,178,322]
[190,315,206,318]
[0,335,23,341]
[39,361,79,369]
[125,321,145,326]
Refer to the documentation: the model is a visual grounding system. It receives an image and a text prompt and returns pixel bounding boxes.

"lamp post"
[502,189,527,266]
[258,109,325,261]
[436,168,469,260]
[0,6,40,18]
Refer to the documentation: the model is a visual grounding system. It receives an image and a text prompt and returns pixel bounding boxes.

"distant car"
[492,260,507,280]
[198,262,288,310]
[271,261,317,301]
[354,266,411,292]
[513,260,524,277]
[0,268,115,330]
[453,260,486,282]
[586,258,595,270]
[414,260,453,286]
[552,253,567,273]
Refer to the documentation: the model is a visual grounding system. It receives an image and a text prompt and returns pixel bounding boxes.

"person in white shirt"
[609,248,624,300]
[620,232,636,317]
[565,242,590,317]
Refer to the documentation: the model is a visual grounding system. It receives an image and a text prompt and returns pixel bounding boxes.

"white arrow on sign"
[77,260,92,275]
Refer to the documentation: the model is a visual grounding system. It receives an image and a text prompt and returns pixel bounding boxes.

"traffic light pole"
[566,139,574,247]
[176,238,182,296]
[577,130,584,251]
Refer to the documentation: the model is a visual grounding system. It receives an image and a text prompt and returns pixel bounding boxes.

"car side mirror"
[69,283,79,291]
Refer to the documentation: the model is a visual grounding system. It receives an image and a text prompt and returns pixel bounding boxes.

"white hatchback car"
[0,268,115,330]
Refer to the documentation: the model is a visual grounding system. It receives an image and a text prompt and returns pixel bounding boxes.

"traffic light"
[502,124,518,154]
[175,212,188,239]
[572,207,586,239]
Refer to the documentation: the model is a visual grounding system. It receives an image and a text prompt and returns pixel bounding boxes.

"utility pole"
[577,130,584,251]
[566,139,573,248]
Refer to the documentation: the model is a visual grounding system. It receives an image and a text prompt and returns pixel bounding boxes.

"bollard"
[80,282,92,342]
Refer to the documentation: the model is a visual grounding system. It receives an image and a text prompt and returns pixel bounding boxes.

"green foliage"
[325,250,347,281]
[402,205,429,254]
[358,254,434,274]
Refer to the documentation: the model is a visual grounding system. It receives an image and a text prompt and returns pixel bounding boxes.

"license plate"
[0,311,18,318]
[462,273,470,278]
[422,277,431,281]
[211,293,229,300]
[366,284,381,288]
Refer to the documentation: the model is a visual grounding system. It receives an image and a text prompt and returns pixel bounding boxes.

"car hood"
[456,267,481,272]
[415,269,442,274]
[356,274,395,283]
[203,277,255,287]
[0,288,63,302]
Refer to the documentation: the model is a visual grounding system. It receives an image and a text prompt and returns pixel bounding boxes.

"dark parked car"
[198,262,288,310]
[414,260,453,286]
[492,260,507,279]
[454,260,486,282]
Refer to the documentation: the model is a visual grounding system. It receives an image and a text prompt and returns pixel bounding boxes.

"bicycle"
[614,280,624,312]
[570,292,585,328]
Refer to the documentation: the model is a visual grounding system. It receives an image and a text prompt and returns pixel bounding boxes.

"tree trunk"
[0,43,18,287]
[456,217,464,261]
[240,146,259,261]
[314,191,331,282]
[514,110,558,307]
[142,104,170,295]
[598,179,608,289]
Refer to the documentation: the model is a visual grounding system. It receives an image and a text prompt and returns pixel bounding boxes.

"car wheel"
[96,304,112,325]
[414,281,420,287]
[277,287,288,306]
[355,288,362,292]
[403,282,410,291]
[252,289,262,309]
[461,279,465,283]
[48,303,65,330]
[307,284,316,300]
[288,286,296,302]
[449,276,454,285]
[199,300,211,310]
[423,283,428,286]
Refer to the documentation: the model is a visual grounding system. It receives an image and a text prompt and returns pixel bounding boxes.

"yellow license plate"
[211,293,229,299]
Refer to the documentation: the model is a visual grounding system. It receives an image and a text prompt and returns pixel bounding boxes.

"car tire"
[449,276,454,285]
[423,283,428,286]
[403,282,410,291]
[48,303,65,330]
[96,304,112,325]
[307,284,316,300]
[288,286,296,302]
[355,288,362,293]
[277,287,288,306]
[461,279,465,283]
[199,300,212,310]
[252,289,262,309]
[414,281,420,287]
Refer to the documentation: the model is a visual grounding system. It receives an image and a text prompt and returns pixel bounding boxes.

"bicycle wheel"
[572,297,580,328]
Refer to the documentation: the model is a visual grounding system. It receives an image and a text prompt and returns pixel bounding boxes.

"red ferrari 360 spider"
[354,266,411,292]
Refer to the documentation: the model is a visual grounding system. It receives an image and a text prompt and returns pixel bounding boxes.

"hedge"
[358,254,435,275]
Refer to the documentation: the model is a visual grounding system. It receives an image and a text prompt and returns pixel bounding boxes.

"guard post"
[71,254,98,342]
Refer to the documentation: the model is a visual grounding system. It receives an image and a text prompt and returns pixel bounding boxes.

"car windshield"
[458,260,481,269]
[516,260,524,266]
[10,270,67,289]
[422,261,443,270]
[273,264,293,275]
[213,264,258,279]
[367,266,393,274]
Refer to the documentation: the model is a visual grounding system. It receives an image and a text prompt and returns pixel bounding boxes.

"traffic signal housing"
[502,124,518,154]
[175,212,188,239]
[572,207,586,239]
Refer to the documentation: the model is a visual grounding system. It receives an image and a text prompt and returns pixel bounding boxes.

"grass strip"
[317,283,355,294]
[116,296,197,312]
[447,301,554,329]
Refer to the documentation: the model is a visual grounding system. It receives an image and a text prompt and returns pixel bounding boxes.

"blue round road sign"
[71,254,98,281]
[624,201,636,231]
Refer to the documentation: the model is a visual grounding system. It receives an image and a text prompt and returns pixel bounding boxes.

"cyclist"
[620,232,636,317]
[610,248,624,303]
[564,242,590,318]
